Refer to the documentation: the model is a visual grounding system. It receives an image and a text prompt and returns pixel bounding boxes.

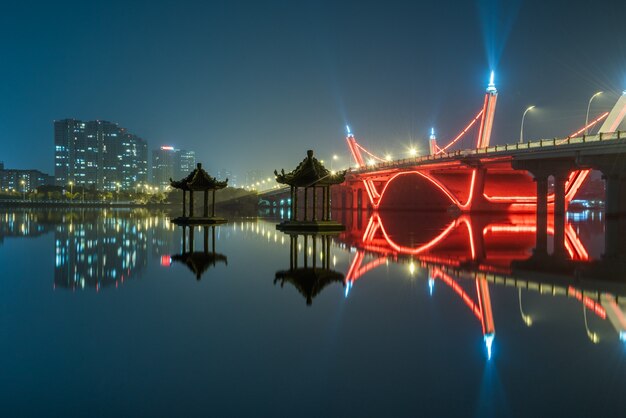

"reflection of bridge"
[335,80,626,215]
[337,211,626,357]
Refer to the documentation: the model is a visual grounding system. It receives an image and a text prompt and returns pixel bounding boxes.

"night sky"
[1,0,625,181]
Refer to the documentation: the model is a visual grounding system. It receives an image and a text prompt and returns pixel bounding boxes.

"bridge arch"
[371,169,477,210]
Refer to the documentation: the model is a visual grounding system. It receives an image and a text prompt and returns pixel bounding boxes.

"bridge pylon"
[476,71,498,149]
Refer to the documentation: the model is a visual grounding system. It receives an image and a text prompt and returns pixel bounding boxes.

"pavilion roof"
[274,267,344,305]
[171,251,228,280]
[274,150,346,187]
[170,163,228,191]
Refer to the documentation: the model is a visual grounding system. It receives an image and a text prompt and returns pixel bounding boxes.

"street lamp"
[68,181,74,203]
[20,179,26,201]
[585,91,603,135]
[519,105,535,144]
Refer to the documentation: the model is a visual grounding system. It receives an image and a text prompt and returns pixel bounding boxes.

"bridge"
[335,78,626,215]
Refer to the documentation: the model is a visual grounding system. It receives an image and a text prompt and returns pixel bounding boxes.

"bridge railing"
[352,131,625,173]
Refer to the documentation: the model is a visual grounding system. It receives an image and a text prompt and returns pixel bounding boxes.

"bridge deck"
[353,131,626,174]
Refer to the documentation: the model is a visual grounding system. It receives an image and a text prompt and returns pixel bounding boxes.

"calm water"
[1,208,626,417]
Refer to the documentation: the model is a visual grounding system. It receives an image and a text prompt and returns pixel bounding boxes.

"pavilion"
[170,163,228,225]
[274,150,346,231]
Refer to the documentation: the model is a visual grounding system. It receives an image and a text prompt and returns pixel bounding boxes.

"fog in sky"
[1,0,625,180]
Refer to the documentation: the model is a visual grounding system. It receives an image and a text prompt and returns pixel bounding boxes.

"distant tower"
[476,71,498,149]
[429,127,437,155]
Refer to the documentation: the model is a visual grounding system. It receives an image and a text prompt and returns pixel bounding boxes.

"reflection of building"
[54,211,149,290]
[54,119,148,190]
[151,146,196,189]
[0,211,56,245]
[0,163,54,192]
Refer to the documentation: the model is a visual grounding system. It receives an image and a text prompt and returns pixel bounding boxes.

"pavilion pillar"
[293,187,298,221]
[312,235,317,268]
[326,186,331,221]
[322,187,327,221]
[325,235,331,269]
[303,187,308,221]
[189,191,194,217]
[182,190,187,217]
[290,234,295,270]
[203,190,209,217]
[303,235,308,268]
[312,185,317,221]
[290,187,295,221]
[212,190,216,217]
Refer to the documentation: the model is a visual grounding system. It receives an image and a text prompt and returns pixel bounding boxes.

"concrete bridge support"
[512,159,577,256]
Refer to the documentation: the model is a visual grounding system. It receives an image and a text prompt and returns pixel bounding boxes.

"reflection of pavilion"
[170,225,227,280]
[274,233,344,305]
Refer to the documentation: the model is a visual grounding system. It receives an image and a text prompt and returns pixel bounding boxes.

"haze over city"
[1,0,625,179]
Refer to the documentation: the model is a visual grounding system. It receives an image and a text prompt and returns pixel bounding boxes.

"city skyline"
[1,0,625,178]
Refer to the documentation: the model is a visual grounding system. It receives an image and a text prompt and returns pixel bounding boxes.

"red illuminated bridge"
[334,80,626,215]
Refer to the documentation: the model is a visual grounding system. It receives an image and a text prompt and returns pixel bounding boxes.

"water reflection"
[274,233,344,305]
[336,210,626,354]
[169,225,227,280]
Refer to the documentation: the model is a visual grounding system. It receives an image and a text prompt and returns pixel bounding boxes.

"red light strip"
[371,169,476,210]
[565,224,589,261]
[355,143,387,163]
[561,112,609,141]
[432,268,482,320]
[568,286,607,319]
[437,109,484,154]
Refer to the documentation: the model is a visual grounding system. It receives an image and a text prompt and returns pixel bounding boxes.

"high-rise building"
[217,168,236,186]
[54,119,148,190]
[179,150,196,177]
[0,167,54,192]
[54,119,85,187]
[152,147,196,188]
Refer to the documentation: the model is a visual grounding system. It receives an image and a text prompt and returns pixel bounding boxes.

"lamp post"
[585,91,603,135]
[68,181,74,203]
[519,105,535,144]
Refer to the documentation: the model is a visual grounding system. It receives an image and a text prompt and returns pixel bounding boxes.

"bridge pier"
[513,160,576,256]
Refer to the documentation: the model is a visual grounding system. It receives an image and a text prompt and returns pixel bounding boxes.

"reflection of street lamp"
[583,304,600,343]
[518,289,533,326]
[585,91,603,135]
[519,105,535,144]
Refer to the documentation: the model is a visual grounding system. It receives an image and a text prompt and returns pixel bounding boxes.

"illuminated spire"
[430,127,436,140]
[346,125,353,137]
[484,333,495,360]
[486,71,497,94]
